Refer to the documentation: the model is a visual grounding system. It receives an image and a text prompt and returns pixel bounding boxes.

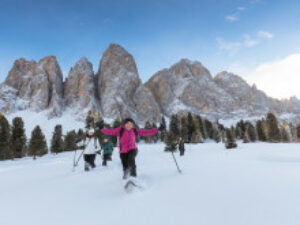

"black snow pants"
[120,149,138,177]
[102,154,112,166]
[84,154,96,170]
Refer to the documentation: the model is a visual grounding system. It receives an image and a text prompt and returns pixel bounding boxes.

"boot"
[130,167,137,177]
[84,162,90,171]
[123,169,129,180]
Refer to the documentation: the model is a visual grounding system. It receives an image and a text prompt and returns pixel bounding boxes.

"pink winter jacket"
[101,126,158,153]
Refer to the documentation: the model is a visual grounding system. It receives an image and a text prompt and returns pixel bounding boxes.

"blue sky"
[1,0,300,98]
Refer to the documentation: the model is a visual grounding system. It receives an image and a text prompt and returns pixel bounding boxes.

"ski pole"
[73,149,77,168]
[171,151,182,173]
[73,150,84,168]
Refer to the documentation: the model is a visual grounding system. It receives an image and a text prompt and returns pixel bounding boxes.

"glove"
[158,123,165,132]
[95,119,104,130]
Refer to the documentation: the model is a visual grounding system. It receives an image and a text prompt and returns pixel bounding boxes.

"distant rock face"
[145,59,235,119]
[3,56,63,116]
[214,71,277,115]
[0,84,18,113]
[64,57,99,113]
[1,43,300,124]
[97,44,161,122]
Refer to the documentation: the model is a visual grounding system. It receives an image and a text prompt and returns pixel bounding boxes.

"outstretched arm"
[101,127,122,136]
[137,128,158,136]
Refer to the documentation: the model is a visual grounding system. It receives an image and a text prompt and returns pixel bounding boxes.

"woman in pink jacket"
[98,118,164,179]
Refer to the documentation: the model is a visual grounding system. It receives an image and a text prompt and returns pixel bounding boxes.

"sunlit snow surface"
[1,142,300,225]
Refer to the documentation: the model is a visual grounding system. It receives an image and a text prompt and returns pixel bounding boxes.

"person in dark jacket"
[178,137,185,156]
[100,135,115,166]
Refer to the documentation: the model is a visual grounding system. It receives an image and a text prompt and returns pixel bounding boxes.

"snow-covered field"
[1,142,300,225]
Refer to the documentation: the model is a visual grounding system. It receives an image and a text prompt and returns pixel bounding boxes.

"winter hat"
[86,128,94,134]
[123,118,135,125]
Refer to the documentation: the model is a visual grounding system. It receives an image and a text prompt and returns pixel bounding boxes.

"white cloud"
[239,54,300,99]
[225,6,246,22]
[217,35,259,56]
[257,30,274,39]
[225,15,238,22]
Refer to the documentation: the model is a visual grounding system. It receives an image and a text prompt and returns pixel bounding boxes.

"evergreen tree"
[256,120,267,142]
[142,121,153,143]
[164,131,177,152]
[10,117,27,158]
[212,125,221,143]
[191,129,204,143]
[180,116,189,142]
[195,115,207,139]
[28,126,48,159]
[243,128,250,143]
[236,120,246,139]
[236,126,243,140]
[85,110,94,129]
[296,125,300,141]
[281,126,290,143]
[76,129,84,143]
[160,116,167,142]
[225,129,237,149]
[169,114,180,139]
[187,113,195,142]
[50,125,64,154]
[221,130,226,143]
[0,113,11,160]
[111,119,122,145]
[64,130,77,151]
[152,123,159,143]
[246,123,257,142]
[290,124,298,142]
[204,119,213,139]
[266,113,281,142]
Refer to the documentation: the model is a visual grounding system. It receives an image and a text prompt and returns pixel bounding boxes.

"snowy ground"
[1,142,300,225]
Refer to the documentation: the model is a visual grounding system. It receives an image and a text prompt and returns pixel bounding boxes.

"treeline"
[1,110,300,161]
[162,112,300,150]
[0,113,85,160]
[235,112,300,143]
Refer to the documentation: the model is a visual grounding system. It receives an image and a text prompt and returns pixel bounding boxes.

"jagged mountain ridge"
[0,43,299,123]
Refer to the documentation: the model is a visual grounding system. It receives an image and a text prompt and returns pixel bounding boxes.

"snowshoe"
[124,179,142,193]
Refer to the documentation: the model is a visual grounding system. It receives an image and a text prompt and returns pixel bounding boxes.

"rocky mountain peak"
[146,59,232,118]
[2,56,64,117]
[97,44,160,122]
[64,57,99,113]
[98,43,139,79]
[214,71,250,90]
